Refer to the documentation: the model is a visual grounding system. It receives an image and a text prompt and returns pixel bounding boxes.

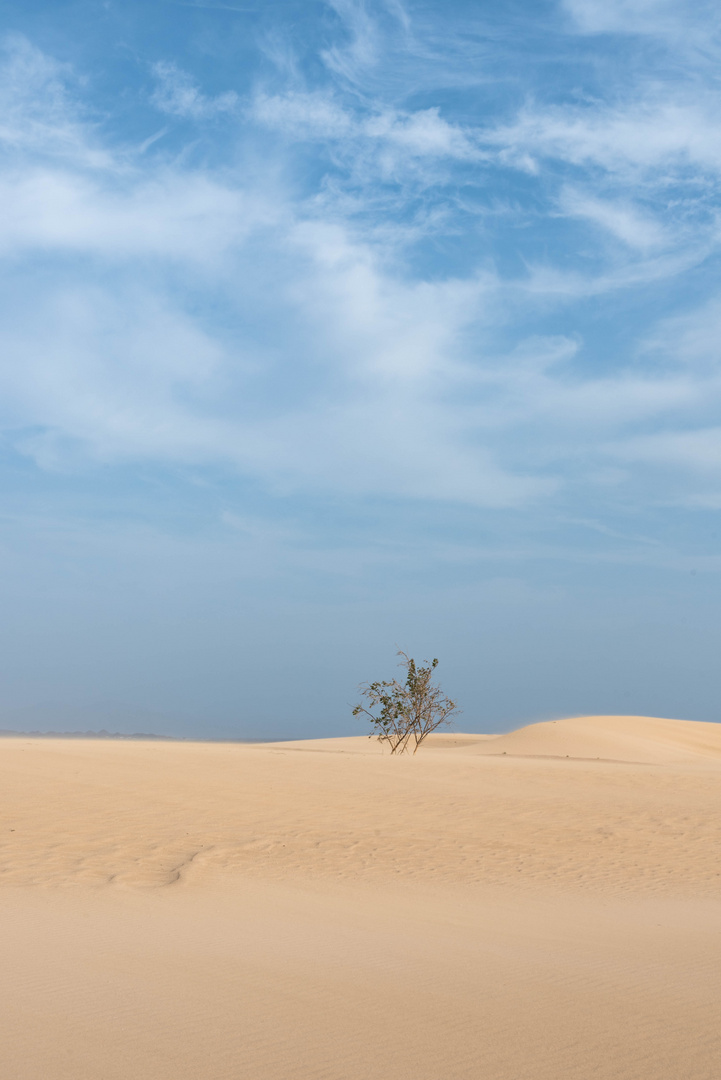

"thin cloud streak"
[2,4,721,520]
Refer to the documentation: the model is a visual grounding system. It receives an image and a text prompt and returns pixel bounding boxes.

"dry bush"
[353,650,459,754]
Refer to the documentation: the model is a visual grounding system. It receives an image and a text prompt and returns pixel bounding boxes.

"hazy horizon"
[1,0,720,740]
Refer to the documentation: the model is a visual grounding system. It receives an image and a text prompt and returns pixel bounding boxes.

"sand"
[1,714,720,1079]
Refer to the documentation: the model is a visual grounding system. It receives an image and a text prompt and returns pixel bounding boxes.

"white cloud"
[0,54,545,510]
[0,260,550,507]
[488,96,721,179]
[4,29,721,517]
[252,91,352,138]
[321,0,382,83]
[363,106,477,159]
[252,90,477,161]
[640,299,721,371]
[0,283,230,468]
[561,0,721,58]
[0,35,110,167]
[562,0,682,35]
[0,167,279,262]
[559,188,667,251]
[151,61,238,119]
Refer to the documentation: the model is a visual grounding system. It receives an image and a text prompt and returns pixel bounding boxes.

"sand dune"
[1,715,720,1079]
[285,713,721,764]
[426,712,721,763]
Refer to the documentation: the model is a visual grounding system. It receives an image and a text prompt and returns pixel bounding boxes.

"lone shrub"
[353,650,459,754]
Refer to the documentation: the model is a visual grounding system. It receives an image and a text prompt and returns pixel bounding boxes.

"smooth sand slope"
[1,714,720,1079]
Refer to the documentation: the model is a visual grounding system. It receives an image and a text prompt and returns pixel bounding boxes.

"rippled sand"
[1,715,720,1079]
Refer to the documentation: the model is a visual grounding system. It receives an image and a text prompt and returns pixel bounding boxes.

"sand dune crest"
[281,714,721,765]
[423,713,721,764]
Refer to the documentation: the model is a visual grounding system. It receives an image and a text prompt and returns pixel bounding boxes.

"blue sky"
[1,0,720,737]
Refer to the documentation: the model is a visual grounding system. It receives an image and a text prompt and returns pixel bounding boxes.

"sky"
[1,0,720,738]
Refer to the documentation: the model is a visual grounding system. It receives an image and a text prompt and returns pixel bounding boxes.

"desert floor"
[1,714,721,1079]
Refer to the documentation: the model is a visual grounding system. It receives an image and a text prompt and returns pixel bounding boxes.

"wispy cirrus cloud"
[0,34,110,166]
[251,90,353,138]
[321,0,386,82]
[562,0,720,42]
[0,39,536,507]
[5,2,721,733]
[151,61,239,119]
[3,0,721,523]
[486,94,721,180]
[251,90,479,161]
[558,188,669,252]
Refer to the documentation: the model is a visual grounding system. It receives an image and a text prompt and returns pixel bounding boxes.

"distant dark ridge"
[0,729,179,740]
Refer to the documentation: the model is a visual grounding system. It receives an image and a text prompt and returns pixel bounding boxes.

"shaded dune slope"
[286,715,721,764]
[425,714,721,764]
